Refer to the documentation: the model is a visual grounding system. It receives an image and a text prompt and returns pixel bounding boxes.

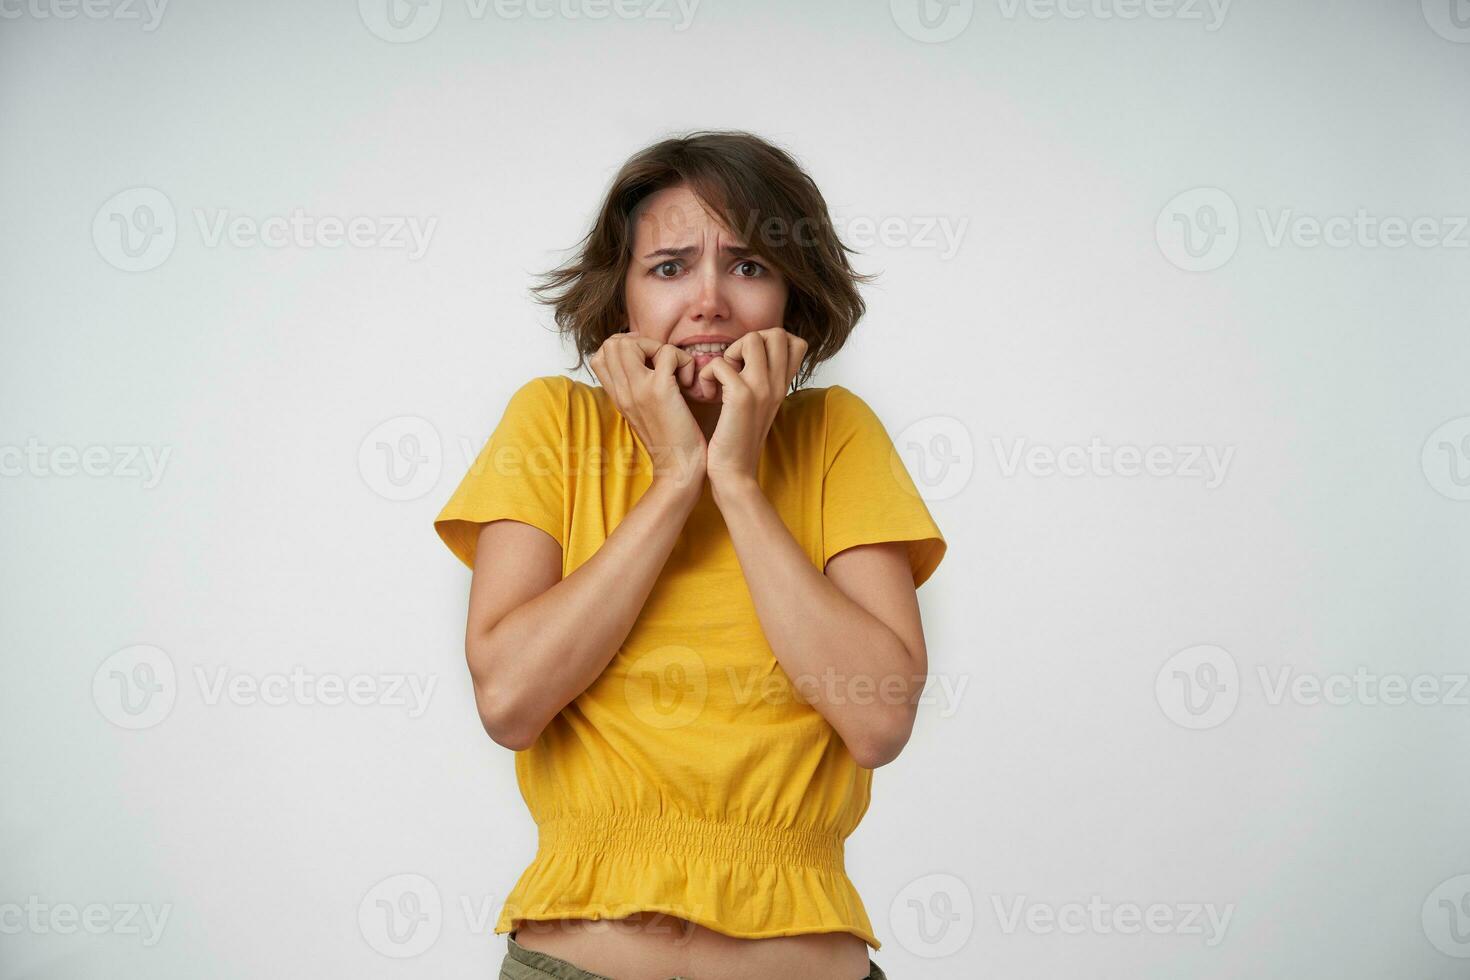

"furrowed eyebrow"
[641,243,757,260]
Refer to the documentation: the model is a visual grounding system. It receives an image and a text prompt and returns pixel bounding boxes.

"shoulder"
[805,384,883,433]
[779,383,859,421]
[513,374,575,400]
[560,374,603,407]
[488,375,575,439]
[774,383,882,441]
[496,374,571,404]
[788,383,874,415]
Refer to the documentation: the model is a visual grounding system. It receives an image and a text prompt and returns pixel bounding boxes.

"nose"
[688,260,729,323]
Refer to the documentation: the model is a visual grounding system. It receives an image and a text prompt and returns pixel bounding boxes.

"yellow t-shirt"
[434,374,947,951]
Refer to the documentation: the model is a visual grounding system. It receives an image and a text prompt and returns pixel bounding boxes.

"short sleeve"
[433,376,567,569]
[821,385,947,589]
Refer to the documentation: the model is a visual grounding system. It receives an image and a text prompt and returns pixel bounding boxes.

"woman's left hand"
[695,326,807,494]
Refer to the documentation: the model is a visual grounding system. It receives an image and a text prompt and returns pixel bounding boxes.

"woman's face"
[623,184,789,402]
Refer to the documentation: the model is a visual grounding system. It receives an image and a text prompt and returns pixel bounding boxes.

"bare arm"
[464,475,702,750]
[714,478,929,769]
[466,336,704,750]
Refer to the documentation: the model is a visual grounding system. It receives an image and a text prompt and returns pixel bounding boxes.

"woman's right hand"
[588,333,706,492]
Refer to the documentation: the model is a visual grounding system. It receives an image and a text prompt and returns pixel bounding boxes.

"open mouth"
[679,342,731,355]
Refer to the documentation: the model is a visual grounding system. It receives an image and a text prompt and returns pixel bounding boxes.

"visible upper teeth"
[683,342,729,353]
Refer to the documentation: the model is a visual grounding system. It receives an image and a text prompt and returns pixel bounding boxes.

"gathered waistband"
[537,811,847,871]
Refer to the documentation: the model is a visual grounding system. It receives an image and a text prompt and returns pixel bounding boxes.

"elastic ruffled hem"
[492,829,881,951]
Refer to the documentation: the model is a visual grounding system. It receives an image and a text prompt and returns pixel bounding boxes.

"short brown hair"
[532,130,874,390]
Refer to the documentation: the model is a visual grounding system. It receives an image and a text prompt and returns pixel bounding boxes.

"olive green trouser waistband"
[499,933,889,980]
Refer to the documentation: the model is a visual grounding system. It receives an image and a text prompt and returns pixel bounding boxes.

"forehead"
[630,185,740,247]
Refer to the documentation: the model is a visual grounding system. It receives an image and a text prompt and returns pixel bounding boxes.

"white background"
[3,0,1469,977]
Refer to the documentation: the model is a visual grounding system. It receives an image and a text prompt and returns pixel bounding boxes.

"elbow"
[467,631,542,751]
[850,737,902,770]
[847,715,912,770]
[474,683,541,751]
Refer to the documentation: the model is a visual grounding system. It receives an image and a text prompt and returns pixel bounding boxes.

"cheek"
[733,281,789,327]
[625,276,685,327]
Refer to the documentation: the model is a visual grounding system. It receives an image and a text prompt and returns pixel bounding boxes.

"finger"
[655,341,694,384]
[763,328,788,395]
[651,343,686,385]
[784,330,805,391]
[721,333,749,372]
[742,328,769,393]
[621,335,669,372]
[605,336,637,405]
[694,353,728,401]
[690,357,714,401]
[703,355,743,402]
[675,347,696,388]
[589,352,611,393]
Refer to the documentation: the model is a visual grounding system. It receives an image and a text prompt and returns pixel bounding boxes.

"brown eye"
[734,260,765,277]
[653,261,680,278]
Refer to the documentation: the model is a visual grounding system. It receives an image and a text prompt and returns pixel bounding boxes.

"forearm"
[713,478,920,766]
[473,476,702,747]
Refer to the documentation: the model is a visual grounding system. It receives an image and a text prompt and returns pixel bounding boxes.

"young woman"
[434,131,947,980]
